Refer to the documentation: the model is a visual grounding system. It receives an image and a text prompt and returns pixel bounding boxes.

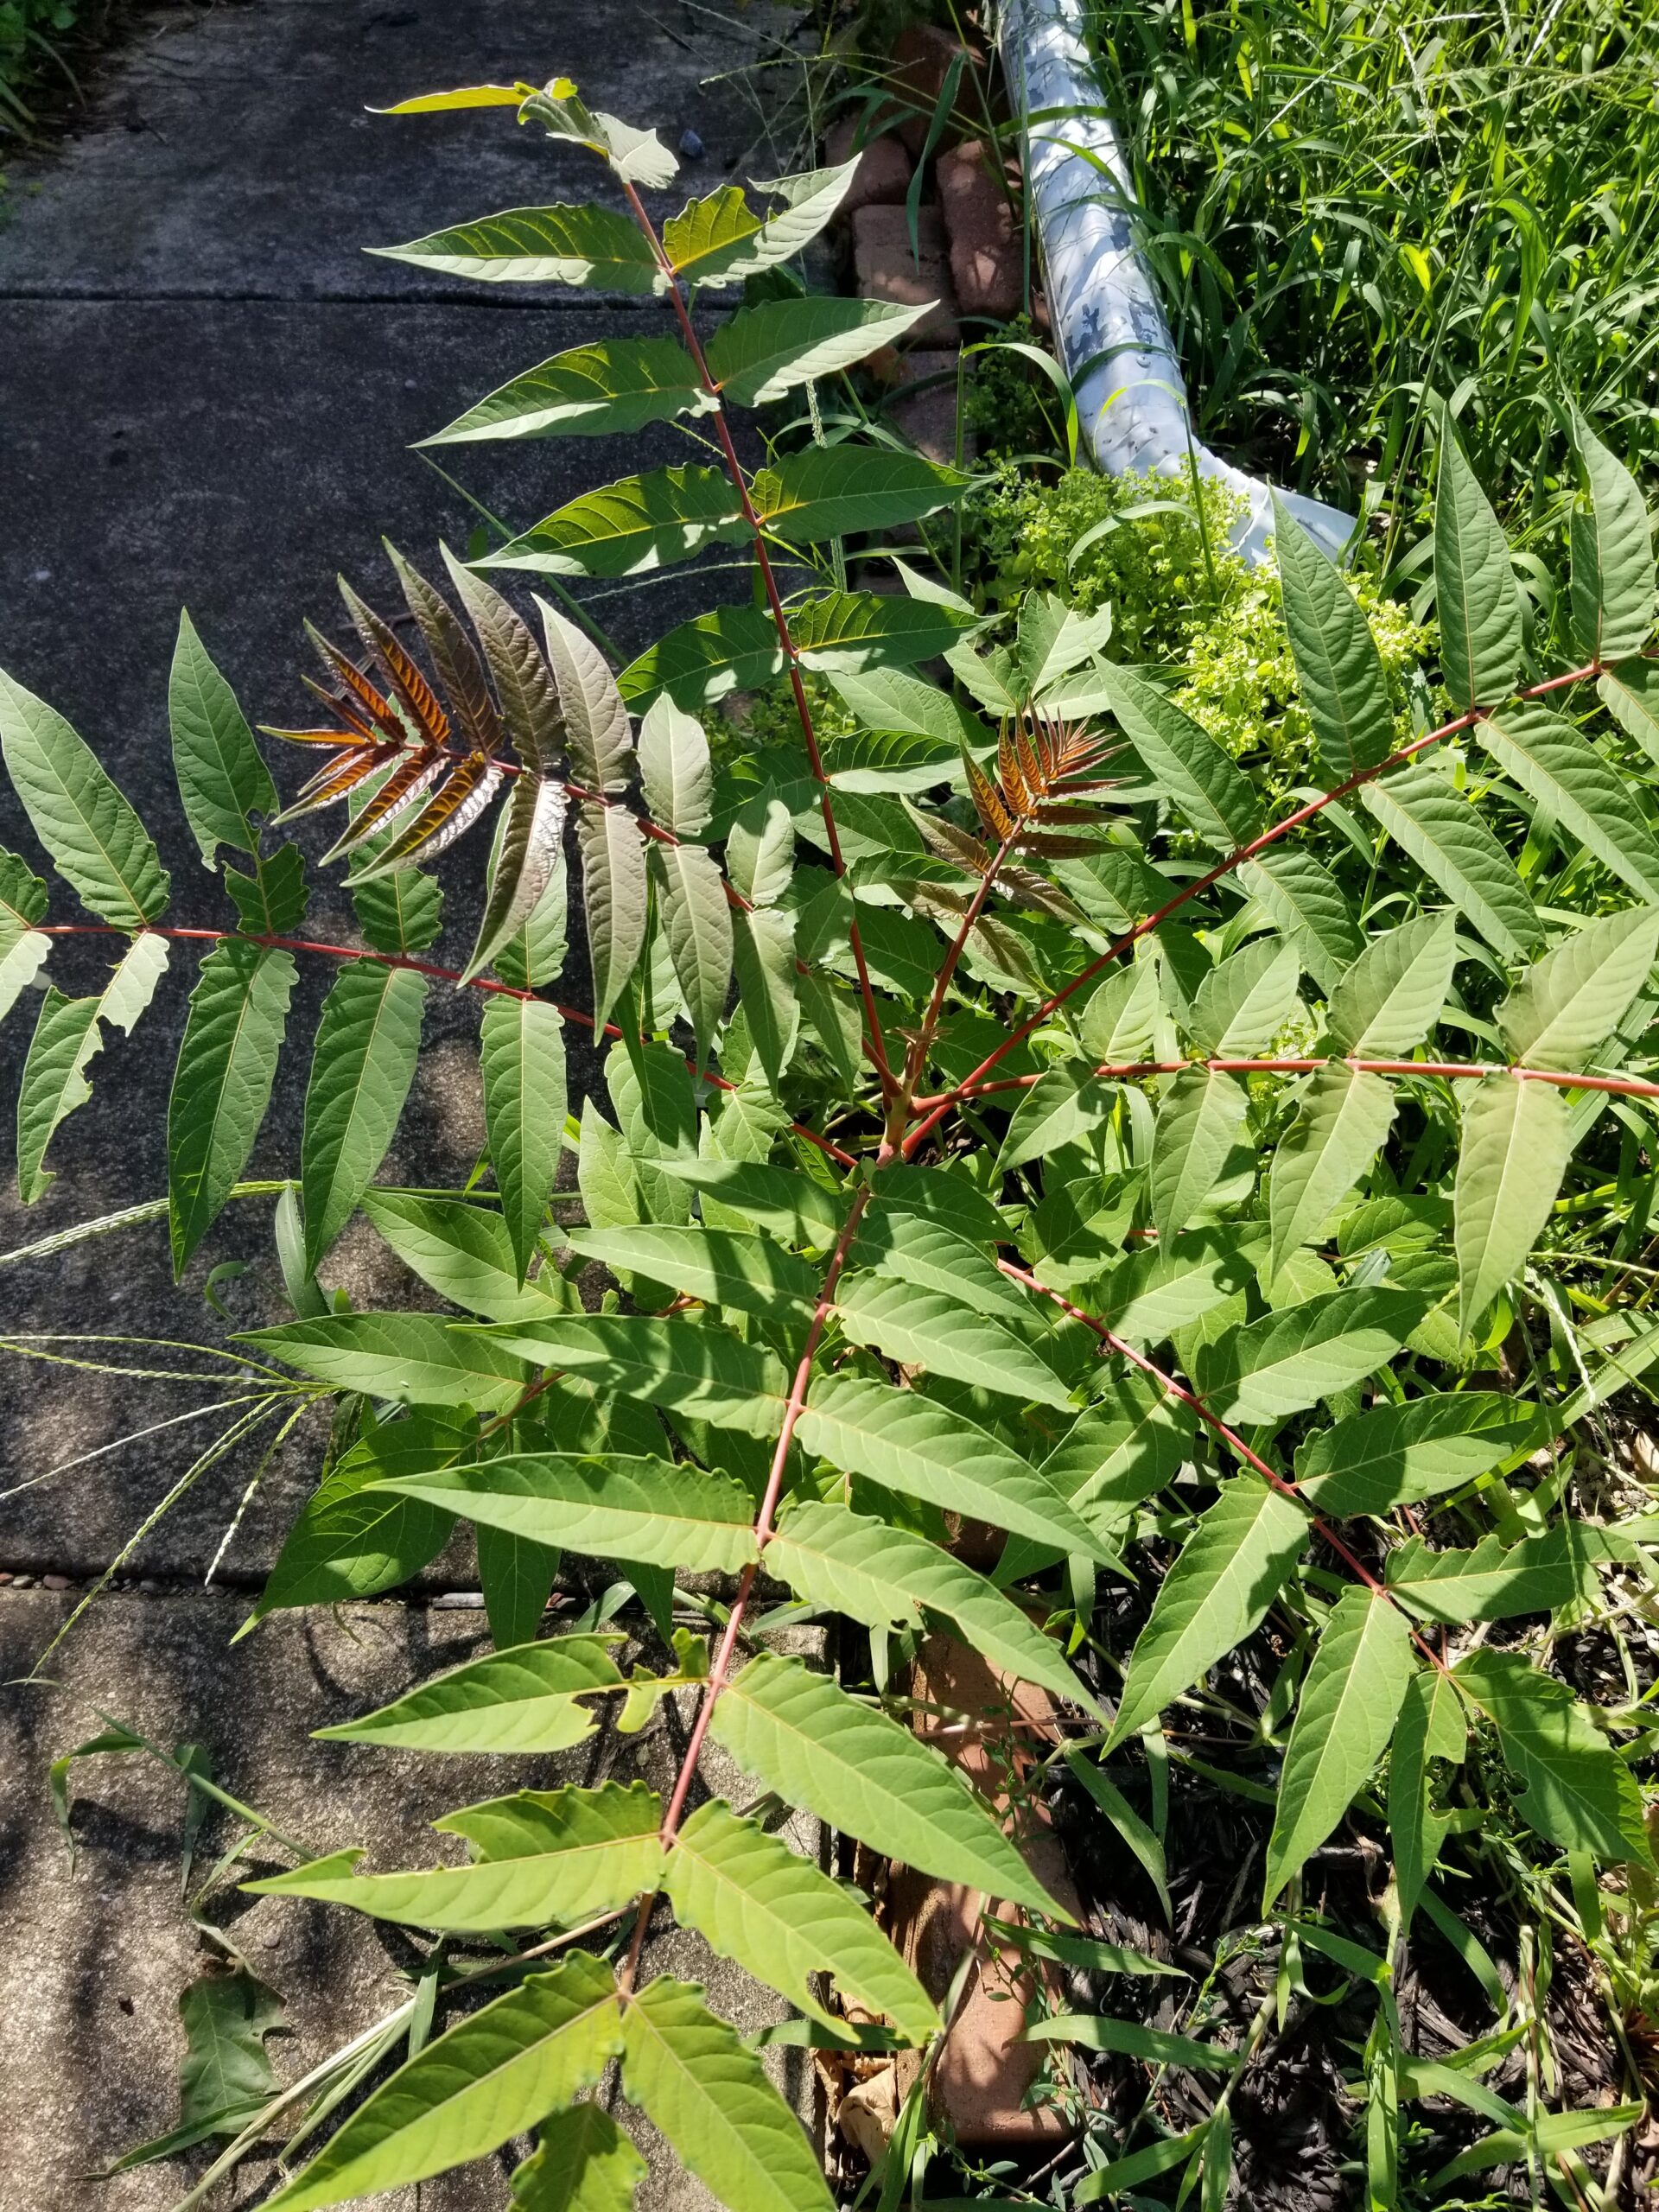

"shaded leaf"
[168,942,296,1271]
[0,667,169,928]
[301,963,427,1268]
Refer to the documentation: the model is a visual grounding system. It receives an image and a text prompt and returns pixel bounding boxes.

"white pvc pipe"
[999,0,1352,566]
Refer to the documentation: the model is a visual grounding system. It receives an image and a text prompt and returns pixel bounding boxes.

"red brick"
[887,348,972,467]
[851,203,958,346]
[891,22,973,157]
[938,138,1022,321]
[825,112,913,214]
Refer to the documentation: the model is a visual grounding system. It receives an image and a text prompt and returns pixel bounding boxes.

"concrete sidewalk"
[0,3,823,2201]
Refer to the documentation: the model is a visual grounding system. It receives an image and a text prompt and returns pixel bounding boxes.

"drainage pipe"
[999,0,1352,566]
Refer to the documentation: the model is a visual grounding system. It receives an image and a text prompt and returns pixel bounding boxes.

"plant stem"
[38,923,857,1169]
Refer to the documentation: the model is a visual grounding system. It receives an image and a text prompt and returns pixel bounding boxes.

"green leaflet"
[731,906,799,1090]
[563,1224,818,1320]
[835,1271,1074,1410]
[1452,1075,1572,1334]
[317,1632,627,1753]
[755,448,968,542]
[1148,1068,1251,1242]
[372,1452,760,1573]
[168,611,276,862]
[16,992,103,1205]
[657,1156,846,1249]
[0,930,51,1026]
[1102,663,1262,849]
[540,596,633,794]
[463,772,568,983]
[996,1066,1118,1173]
[1294,1394,1543,1514]
[706,296,927,405]
[362,1189,563,1325]
[617,593,975,709]
[512,2106,646,2212]
[372,201,662,289]
[1268,1065,1396,1276]
[649,840,733,1064]
[1237,848,1363,996]
[1043,1374,1195,1522]
[620,1976,835,2212]
[1570,415,1656,663]
[1195,1288,1426,1423]
[1599,658,1659,764]
[480,995,567,1285]
[349,854,443,955]
[638,695,714,836]
[226,842,309,937]
[1325,911,1459,1057]
[300,962,426,1268]
[711,1653,1071,1916]
[796,1372,1113,1560]
[1477,703,1659,903]
[475,1313,789,1439]
[1079,958,1160,1064]
[240,1312,532,1411]
[873,1161,1010,1246]
[617,605,783,709]
[1190,935,1300,1055]
[1272,498,1395,782]
[1389,1669,1467,1932]
[661,161,855,288]
[1453,1648,1652,1866]
[479,1524,563,1651]
[168,941,296,1272]
[1358,766,1540,960]
[851,1207,1029,1322]
[1109,1478,1310,1745]
[1089,1226,1265,1345]
[245,1782,664,1932]
[578,804,649,1026]
[487,467,746,578]
[238,1414,467,1635]
[493,838,569,990]
[0,666,169,929]
[0,846,48,947]
[1262,1587,1415,1905]
[1497,905,1659,1070]
[1384,1524,1619,1622]
[262,1955,624,2211]
[422,334,706,443]
[664,1799,938,2043]
[1434,431,1523,709]
[767,1500,1099,1713]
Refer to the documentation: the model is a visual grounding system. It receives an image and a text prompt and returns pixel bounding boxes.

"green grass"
[1080,0,1659,573]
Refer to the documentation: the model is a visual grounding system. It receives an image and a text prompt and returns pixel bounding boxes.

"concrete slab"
[0,1586,823,2209]
[0,0,817,302]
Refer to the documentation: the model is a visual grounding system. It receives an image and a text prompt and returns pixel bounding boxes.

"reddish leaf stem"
[618,1179,874,1991]
[37,922,858,1169]
[912,1054,1659,1110]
